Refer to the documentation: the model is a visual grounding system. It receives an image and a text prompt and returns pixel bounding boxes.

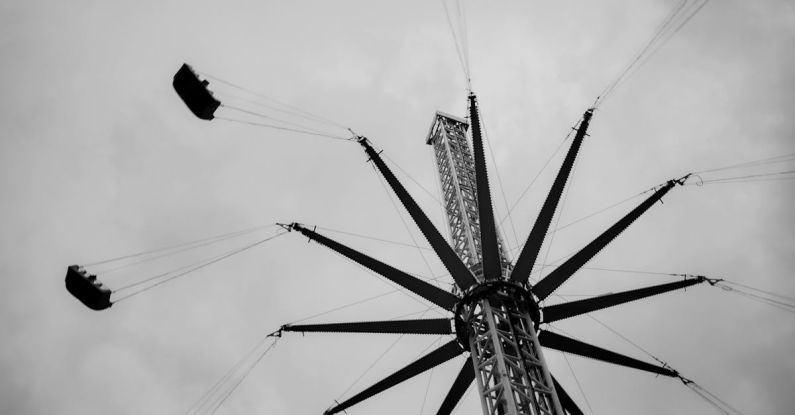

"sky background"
[1,0,794,414]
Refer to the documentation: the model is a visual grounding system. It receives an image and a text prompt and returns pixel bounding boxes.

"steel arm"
[468,94,501,280]
[532,180,679,300]
[539,331,677,377]
[324,340,465,415]
[359,138,478,291]
[543,276,706,323]
[511,110,594,284]
[551,374,584,415]
[436,358,475,415]
[291,224,459,310]
[282,318,452,335]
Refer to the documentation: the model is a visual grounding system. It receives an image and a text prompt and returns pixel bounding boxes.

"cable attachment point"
[276,223,294,232]
[675,173,693,186]
[675,273,723,286]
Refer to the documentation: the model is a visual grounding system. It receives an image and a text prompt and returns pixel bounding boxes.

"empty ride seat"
[65,265,112,310]
[173,63,221,120]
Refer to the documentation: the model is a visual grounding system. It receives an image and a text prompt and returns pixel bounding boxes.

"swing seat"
[173,63,221,120]
[65,265,112,311]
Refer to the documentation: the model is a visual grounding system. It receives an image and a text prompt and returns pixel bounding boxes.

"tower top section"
[426,111,468,145]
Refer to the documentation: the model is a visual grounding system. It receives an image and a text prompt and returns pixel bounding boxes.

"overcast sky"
[1,1,794,414]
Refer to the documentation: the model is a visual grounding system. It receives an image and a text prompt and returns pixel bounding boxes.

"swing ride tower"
[281,91,698,415]
[427,103,562,415]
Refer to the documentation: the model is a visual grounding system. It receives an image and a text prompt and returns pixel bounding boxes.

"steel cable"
[84,224,274,268]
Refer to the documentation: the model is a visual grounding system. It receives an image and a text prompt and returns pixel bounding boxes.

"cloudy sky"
[1,0,793,414]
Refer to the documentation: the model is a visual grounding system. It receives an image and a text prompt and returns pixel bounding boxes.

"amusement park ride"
[64,2,785,413]
[66,62,723,415]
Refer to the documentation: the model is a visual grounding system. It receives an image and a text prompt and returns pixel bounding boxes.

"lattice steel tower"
[426,98,562,415]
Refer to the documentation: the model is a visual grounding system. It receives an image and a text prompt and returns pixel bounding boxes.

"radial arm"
[468,94,501,280]
[324,340,465,415]
[282,319,452,335]
[532,180,679,300]
[539,331,677,377]
[551,374,584,415]
[511,109,594,284]
[543,276,707,323]
[436,358,475,415]
[358,138,478,291]
[291,223,459,310]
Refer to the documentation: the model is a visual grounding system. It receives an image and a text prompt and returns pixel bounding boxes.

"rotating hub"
[452,280,540,348]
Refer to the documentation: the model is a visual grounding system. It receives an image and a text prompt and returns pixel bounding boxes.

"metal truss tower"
[426,105,562,415]
[426,112,512,281]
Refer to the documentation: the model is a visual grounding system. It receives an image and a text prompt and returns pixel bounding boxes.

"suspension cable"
[456,0,471,86]
[370,162,445,290]
[595,0,711,108]
[680,377,746,415]
[535,146,579,283]
[333,307,438,403]
[555,187,654,232]
[557,319,744,415]
[96,226,274,275]
[112,231,287,302]
[480,101,520,252]
[561,352,596,415]
[215,116,353,141]
[198,71,351,131]
[220,103,344,138]
[84,224,274,267]
[284,272,453,326]
[687,170,795,186]
[316,226,432,251]
[499,117,579,226]
[440,0,471,90]
[692,153,795,175]
[185,329,282,415]
[419,336,445,415]
[384,154,443,206]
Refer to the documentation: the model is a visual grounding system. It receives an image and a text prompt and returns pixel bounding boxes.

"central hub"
[452,280,541,348]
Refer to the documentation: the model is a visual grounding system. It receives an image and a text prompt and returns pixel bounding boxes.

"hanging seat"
[173,63,221,120]
[65,265,112,310]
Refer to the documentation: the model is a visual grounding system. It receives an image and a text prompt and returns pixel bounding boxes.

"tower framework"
[427,110,562,415]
